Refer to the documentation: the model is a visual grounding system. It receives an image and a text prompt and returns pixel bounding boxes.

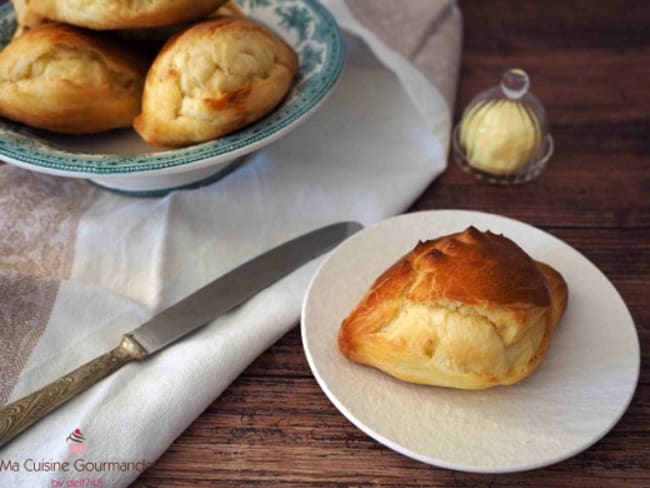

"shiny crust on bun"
[338,227,568,389]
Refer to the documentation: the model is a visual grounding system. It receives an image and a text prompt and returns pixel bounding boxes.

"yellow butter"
[460,99,542,175]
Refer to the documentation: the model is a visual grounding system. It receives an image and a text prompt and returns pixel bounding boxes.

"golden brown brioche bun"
[338,227,568,389]
[133,17,298,148]
[28,0,228,30]
[0,23,148,134]
[114,0,247,50]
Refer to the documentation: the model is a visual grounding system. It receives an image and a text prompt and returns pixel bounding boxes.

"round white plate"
[301,210,640,473]
[0,0,344,195]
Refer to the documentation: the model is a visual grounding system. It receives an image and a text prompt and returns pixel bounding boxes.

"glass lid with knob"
[452,68,554,184]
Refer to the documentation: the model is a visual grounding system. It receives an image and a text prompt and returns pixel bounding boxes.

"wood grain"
[134,0,649,485]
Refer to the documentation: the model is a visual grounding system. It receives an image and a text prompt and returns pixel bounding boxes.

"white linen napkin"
[0,1,461,486]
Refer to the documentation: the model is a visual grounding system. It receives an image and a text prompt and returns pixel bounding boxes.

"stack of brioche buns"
[0,0,298,147]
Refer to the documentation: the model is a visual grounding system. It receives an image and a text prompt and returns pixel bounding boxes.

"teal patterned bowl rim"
[0,0,344,174]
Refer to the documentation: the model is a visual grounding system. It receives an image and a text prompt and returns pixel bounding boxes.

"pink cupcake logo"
[66,428,86,454]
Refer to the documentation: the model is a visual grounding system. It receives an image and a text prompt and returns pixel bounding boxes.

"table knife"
[0,221,362,448]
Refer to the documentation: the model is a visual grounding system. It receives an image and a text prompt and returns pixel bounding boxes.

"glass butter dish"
[452,69,553,184]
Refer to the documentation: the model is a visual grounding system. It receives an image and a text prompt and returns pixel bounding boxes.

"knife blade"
[133,221,362,352]
[0,221,362,448]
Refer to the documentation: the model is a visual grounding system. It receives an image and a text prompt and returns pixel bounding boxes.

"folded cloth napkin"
[0,1,461,486]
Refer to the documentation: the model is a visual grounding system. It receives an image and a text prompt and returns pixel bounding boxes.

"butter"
[459,98,542,175]
[454,68,551,181]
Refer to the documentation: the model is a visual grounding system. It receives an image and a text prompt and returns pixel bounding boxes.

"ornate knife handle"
[0,335,148,448]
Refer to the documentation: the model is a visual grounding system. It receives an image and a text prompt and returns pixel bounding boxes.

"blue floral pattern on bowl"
[0,0,344,174]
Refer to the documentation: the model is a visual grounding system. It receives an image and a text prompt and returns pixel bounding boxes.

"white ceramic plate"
[301,210,640,473]
[0,0,344,195]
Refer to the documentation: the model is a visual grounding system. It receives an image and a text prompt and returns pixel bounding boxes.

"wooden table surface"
[135,1,650,486]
